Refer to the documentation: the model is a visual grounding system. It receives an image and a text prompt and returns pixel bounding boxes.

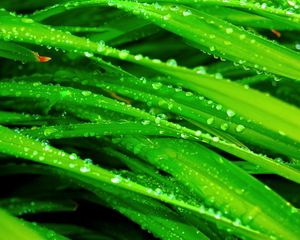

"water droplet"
[226,109,236,117]
[180,133,188,139]
[216,104,223,110]
[236,125,245,133]
[111,175,122,183]
[261,3,267,9]
[97,40,105,52]
[169,5,179,11]
[157,113,167,120]
[212,136,219,142]
[141,119,151,125]
[80,165,90,173]
[152,82,163,90]
[84,158,93,164]
[82,90,91,96]
[163,14,171,20]
[166,59,177,67]
[279,131,286,136]
[233,218,242,226]
[69,163,76,168]
[239,34,246,40]
[84,52,94,58]
[209,46,215,51]
[69,153,78,160]
[134,54,143,60]
[194,66,206,74]
[183,9,192,16]
[220,123,229,131]
[207,117,214,125]
[21,18,34,23]
[225,28,233,34]
[43,127,57,136]
[119,50,129,59]
[195,130,202,137]
[215,73,223,79]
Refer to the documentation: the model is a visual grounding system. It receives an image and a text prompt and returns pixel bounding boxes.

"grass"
[0,0,300,239]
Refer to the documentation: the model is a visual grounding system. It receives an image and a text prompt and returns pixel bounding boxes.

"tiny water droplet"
[119,50,129,59]
[236,125,245,133]
[111,175,122,183]
[216,104,223,110]
[141,119,151,125]
[207,117,214,125]
[80,165,90,173]
[225,28,233,34]
[69,153,78,160]
[134,54,143,60]
[226,109,236,117]
[82,90,91,96]
[166,58,177,66]
[84,52,94,58]
[183,9,192,16]
[195,130,202,137]
[152,82,163,90]
[220,123,229,131]
[212,136,219,142]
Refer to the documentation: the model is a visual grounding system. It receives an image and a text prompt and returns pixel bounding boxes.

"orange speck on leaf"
[33,51,52,62]
[271,29,281,38]
[38,55,52,62]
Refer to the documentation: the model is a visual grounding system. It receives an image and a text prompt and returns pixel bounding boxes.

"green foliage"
[0,0,300,239]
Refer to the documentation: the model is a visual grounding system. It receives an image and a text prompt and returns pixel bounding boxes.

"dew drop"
[21,18,34,23]
[152,82,163,90]
[97,40,105,52]
[43,127,57,136]
[166,59,177,67]
[183,9,192,16]
[194,66,206,74]
[80,165,90,173]
[119,50,129,59]
[82,90,91,96]
[84,52,94,58]
[216,104,223,110]
[69,153,78,160]
[141,119,151,125]
[134,54,143,60]
[226,109,236,117]
[180,133,188,139]
[225,28,233,34]
[236,124,245,133]
[111,175,122,183]
[220,123,229,131]
[207,117,214,125]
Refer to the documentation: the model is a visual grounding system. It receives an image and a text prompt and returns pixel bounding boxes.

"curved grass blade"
[117,136,300,240]
[0,208,68,240]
